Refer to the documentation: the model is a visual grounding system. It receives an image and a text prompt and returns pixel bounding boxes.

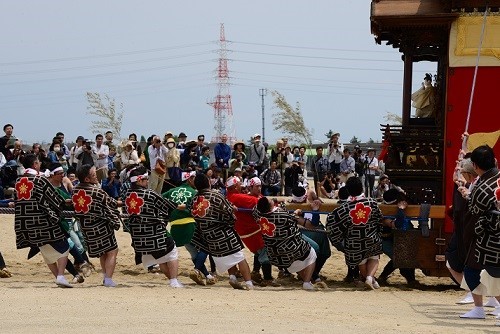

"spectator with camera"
[148,135,168,194]
[327,132,344,175]
[270,139,287,170]
[231,140,247,164]
[75,138,98,169]
[179,140,198,171]
[364,148,379,197]
[372,175,405,202]
[248,134,267,175]
[228,153,244,175]
[319,172,336,199]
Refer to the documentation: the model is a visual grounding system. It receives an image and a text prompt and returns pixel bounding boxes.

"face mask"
[167,143,175,149]
[54,147,61,152]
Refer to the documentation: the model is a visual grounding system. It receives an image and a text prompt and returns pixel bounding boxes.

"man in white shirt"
[327,133,344,176]
[339,148,356,183]
[148,135,168,194]
[364,148,379,198]
[93,134,109,182]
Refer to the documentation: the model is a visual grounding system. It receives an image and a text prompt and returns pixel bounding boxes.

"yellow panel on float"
[449,15,500,67]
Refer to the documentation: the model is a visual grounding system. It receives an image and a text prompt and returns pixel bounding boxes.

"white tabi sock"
[229,275,237,282]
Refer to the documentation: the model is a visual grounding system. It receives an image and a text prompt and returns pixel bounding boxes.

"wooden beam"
[277,198,446,219]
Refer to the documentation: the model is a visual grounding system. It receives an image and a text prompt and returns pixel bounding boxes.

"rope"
[2,205,435,222]
[0,208,131,218]
[463,6,489,143]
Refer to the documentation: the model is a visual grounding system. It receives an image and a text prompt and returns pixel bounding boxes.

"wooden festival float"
[286,1,500,278]
[345,0,500,277]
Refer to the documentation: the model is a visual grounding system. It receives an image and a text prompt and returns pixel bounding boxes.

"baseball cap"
[253,133,261,139]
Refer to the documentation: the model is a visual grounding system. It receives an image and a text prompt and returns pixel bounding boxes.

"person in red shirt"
[226,176,279,286]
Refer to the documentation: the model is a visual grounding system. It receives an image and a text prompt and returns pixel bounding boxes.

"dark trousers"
[365,174,375,197]
[0,250,6,268]
[330,162,340,175]
[379,260,416,283]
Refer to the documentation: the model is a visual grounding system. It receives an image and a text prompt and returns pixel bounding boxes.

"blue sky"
[0,0,435,146]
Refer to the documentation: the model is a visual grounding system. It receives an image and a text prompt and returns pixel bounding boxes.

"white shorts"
[478,269,500,297]
[39,244,69,265]
[213,251,246,273]
[359,255,380,265]
[142,247,178,269]
[287,248,317,274]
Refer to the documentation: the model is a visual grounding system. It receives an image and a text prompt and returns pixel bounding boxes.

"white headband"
[49,167,64,175]
[130,172,148,183]
[127,166,138,178]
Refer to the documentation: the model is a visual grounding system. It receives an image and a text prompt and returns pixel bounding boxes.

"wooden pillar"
[402,53,413,126]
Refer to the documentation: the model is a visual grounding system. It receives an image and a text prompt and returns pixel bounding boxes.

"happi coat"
[72,183,121,257]
[14,174,66,249]
[190,188,243,257]
[252,207,311,268]
[125,187,177,255]
[326,196,383,267]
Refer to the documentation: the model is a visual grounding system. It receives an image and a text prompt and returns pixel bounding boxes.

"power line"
[233,71,402,86]
[0,72,211,99]
[230,40,395,53]
[0,84,213,110]
[230,58,404,72]
[232,77,400,92]
[0,77,214,104]
[229,49,400,63]
[0,60,213,86]
[230,58,430,73]
[0,42,211,66]
[0,51,214,77]
[231,83,399,98]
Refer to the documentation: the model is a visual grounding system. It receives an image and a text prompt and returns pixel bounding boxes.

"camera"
[83,139,94,151]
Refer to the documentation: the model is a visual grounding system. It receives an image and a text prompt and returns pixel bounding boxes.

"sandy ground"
[0,214,498,334]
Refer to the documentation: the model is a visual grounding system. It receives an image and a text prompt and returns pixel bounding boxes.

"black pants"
[0,250,6,268]
[365,174,375,197]
[330,162,340,175]
[379,260,416,283]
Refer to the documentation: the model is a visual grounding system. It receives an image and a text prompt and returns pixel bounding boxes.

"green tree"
[367,138,375,144]
[350,136,360,144]
[86,92,124,141]
[271,91,312,148]
[324,129,334,140]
